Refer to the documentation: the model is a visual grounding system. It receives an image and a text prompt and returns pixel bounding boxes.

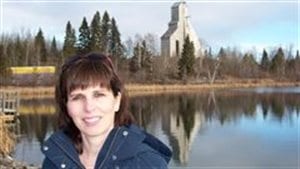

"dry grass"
[0,116,15,156]
[1,79,299,98]
[19,105,56,115]
[126,80,300,96]
[0,87,54,99]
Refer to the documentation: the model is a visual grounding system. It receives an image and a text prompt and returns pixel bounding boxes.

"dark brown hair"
[55,53,134,153]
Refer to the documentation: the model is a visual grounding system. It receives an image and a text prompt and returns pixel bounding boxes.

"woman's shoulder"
[42,129,73,151]
[41,129,82,169]
[42,129,75,152]
[117,124,172,167]
[125,124,171,155]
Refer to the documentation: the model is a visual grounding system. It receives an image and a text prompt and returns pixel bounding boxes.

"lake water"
[10,87,300,168]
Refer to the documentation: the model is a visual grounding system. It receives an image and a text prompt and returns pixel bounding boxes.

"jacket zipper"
[97,127,121,169]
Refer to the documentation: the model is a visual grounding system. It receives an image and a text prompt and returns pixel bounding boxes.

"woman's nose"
[84,98,96,113]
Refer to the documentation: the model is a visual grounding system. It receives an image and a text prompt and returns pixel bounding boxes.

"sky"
[0,0,299,56]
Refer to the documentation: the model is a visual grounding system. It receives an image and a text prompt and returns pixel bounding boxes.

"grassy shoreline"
[1,79,299,98]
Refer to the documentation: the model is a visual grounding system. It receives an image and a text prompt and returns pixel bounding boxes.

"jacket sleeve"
[136,151,169,169]
[42,157,57,169]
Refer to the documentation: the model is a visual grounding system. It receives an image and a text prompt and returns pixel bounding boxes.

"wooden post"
[16,92,20,116]
[0,91,3,115]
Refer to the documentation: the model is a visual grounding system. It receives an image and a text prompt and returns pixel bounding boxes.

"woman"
[41,53,172,169]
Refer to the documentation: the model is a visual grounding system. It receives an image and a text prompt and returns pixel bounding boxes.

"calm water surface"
[10,87,299,168]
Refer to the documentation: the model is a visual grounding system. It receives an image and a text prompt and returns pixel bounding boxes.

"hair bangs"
[66,60,113,95]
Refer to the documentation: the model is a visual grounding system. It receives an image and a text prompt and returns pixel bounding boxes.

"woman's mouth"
[83,116,102,126]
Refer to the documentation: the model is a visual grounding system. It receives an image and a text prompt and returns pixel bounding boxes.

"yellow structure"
[9,66,56,74]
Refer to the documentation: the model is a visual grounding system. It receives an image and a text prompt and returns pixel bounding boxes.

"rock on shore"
[0,155,40,169]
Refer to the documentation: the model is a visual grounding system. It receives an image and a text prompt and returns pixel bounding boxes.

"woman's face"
[67,85,121,138]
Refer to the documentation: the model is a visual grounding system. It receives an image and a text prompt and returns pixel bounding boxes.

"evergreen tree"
[260,49,270,71]
[90,11,102,52]
[141,40,153,73]
[218,47,226,59]
[50,37,59,63]
[140,41,149,67]
[6,42,14,66]
[140,40,153,76]
[109,17,123,58]
[100,11,110,53]
[241,53,257,77]
[15,36,24,66]
[129,43,141,74]
[63,21,76,59]
[178,36,195,78]
[77,17,91,54]
[217,47,229,76]
[242,53,257,65]
[34,28,47,64]
[207,47,213,58]
[270,47,285,76]
[50,37,58,54]
[0,44,10,79]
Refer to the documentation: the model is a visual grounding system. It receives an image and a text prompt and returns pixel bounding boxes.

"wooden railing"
[0,90,20,119]
[0,90,20,156]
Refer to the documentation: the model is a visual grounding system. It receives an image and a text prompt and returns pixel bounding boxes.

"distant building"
[161,0,201,58]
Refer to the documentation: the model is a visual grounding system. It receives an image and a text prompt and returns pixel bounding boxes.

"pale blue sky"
[0,0,299,56]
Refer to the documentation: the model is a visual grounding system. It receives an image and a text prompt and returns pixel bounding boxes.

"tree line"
[0,10,299,84]
[198,45,300,82]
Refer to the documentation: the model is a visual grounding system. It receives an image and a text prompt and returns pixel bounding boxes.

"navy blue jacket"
[41,124,172,169]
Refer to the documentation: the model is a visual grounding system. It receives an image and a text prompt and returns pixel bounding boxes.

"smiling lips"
[83,116,102,126]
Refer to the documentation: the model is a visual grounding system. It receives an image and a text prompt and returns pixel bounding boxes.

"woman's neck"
[80,126,114,168]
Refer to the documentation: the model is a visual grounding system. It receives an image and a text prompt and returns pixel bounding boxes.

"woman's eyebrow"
[69,92,83,97]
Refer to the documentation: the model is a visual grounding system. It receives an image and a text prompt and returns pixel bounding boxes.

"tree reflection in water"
[130,90,300,165]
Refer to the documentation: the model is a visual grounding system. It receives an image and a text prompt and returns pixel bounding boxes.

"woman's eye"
[70,95,83,101]
[94,92,105,98]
